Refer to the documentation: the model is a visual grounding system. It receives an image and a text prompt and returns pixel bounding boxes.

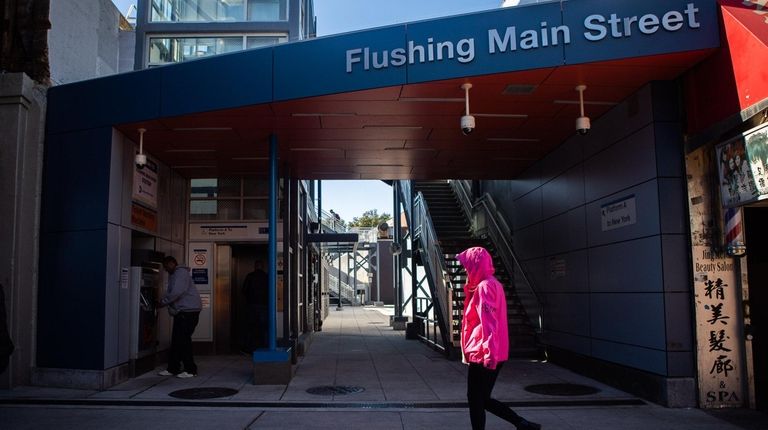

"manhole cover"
[306,385,365,396]
[524,383,600,396]
[168,387,239,399]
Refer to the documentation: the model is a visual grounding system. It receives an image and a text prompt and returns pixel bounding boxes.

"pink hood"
[457,247,509,369]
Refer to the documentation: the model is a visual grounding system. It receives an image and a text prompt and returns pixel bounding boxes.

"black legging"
[467,363,523,430]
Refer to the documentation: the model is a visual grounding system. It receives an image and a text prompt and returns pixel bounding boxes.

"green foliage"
[348,209,391,228]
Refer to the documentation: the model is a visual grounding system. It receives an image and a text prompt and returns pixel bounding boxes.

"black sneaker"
[517,419,541,430]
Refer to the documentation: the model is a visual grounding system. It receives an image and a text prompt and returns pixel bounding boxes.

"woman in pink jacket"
[457,246,541,430]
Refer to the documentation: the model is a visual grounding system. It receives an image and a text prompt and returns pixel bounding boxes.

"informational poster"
[132,156,159,209]
[686,145,746,408]
[716,123,768,207]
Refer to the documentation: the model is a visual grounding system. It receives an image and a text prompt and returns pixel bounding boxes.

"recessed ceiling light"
[384,147,437,151]
[172,127,233,131]
[362,126,423,130]
[553,100,618,106]
[165,149,216,153]
[474,113,528,119]
[502,84,538,95]
[291,113,356,117]
[398,97,464,103]
[486,137,540,142]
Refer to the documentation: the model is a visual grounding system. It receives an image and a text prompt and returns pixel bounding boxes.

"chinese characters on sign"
[686,146,745,408]
[694,247,742,406]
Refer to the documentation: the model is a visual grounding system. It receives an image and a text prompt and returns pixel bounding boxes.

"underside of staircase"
[413,180,539,359]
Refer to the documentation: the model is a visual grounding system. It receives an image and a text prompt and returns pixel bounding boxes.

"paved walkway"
[1,306,766,429]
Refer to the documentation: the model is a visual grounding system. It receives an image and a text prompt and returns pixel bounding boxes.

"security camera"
[461,115,476,135]
[575,116,591,135]
[575,85,590,136]
[135,153,147,169]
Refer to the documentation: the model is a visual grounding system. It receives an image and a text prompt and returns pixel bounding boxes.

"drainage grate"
[306,386,365,396]
[524,384,600,396]
[169,387,239,399]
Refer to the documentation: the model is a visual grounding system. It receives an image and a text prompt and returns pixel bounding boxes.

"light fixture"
[135,128,147,169]
[575,85,591,135]
[461,83,475,136]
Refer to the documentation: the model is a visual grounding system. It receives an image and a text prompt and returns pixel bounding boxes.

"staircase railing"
[451,180,543,336]
[398,181,453,353]
[323,258,361,305]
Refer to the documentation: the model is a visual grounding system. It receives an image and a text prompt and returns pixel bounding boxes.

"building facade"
[2,0,767,411]
[133,0,315,69]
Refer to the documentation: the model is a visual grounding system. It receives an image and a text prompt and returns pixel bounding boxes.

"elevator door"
[232,245,268,352]
[745,207,767,410]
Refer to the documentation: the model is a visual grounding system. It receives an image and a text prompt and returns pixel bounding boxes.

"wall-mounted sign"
[717,123,768,207]
[132,156,159,209]
[600,195,637,232]
[345,2,709,74]
[189,222,282,241]
[686,145,747,408]
[131,203,158,233]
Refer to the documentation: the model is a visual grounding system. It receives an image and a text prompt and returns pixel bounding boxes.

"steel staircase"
[412,180,540,359]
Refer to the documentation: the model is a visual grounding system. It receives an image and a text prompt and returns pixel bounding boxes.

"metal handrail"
[401,181,454,352]
[451,180,543,335]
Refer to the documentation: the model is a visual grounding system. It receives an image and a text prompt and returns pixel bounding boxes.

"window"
[190,177,282,221]
[150,0,286,22]
[247,0,287,21]
[147,34,287,66]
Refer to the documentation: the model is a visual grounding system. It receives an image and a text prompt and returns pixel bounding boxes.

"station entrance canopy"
[48,0,722,180]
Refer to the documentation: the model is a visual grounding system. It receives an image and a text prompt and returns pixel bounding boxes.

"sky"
[109,0,502,222]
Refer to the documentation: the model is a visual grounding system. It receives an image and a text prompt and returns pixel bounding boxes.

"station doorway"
[744,207,768,410]
[211,244,268,354]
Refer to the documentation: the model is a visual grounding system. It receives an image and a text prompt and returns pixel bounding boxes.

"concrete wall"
[483,82,695,406]
[0,74,47,388]
[49,0,134,85]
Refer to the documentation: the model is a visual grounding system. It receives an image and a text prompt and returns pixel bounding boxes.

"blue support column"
[253,134,291,369]
[268,134,278,351]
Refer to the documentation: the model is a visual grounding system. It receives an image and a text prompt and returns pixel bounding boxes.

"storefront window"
[149,0,286,22]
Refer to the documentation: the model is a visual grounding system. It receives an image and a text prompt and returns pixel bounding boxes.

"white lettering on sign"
[601,195,637,232]
[345,3,704,73]
[584,3,700,41]
[346,37,476,73]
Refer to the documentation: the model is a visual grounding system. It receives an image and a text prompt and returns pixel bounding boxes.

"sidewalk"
[0,306,765,429]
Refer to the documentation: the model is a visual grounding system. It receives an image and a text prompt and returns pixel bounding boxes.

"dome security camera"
[461,115,476,135]
[575,85,590,136]
[460,83,476,136]
[135,153,147,169]
[575,116,591,135]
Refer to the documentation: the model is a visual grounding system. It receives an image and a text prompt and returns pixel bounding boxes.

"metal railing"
[451,180,543,335]
[399,181,454,352]
[324,258,362,306]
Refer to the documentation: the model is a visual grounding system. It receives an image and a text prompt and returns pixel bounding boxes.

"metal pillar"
[268,134,278,351]
[394,182,403,318]
[411,182,418,318]
[337,249,343,310]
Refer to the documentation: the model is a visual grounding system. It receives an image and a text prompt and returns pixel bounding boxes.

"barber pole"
[724,207,747,257]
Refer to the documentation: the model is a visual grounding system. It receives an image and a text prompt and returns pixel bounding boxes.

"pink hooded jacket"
[457,247,509,370]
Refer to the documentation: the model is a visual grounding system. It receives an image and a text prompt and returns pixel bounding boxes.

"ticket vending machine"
[128,250,163,374]
[129,265,161,360]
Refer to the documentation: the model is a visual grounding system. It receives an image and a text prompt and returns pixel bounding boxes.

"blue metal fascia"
[45,0,720,132]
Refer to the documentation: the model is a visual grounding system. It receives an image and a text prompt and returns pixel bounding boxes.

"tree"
[349,209,391,228]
